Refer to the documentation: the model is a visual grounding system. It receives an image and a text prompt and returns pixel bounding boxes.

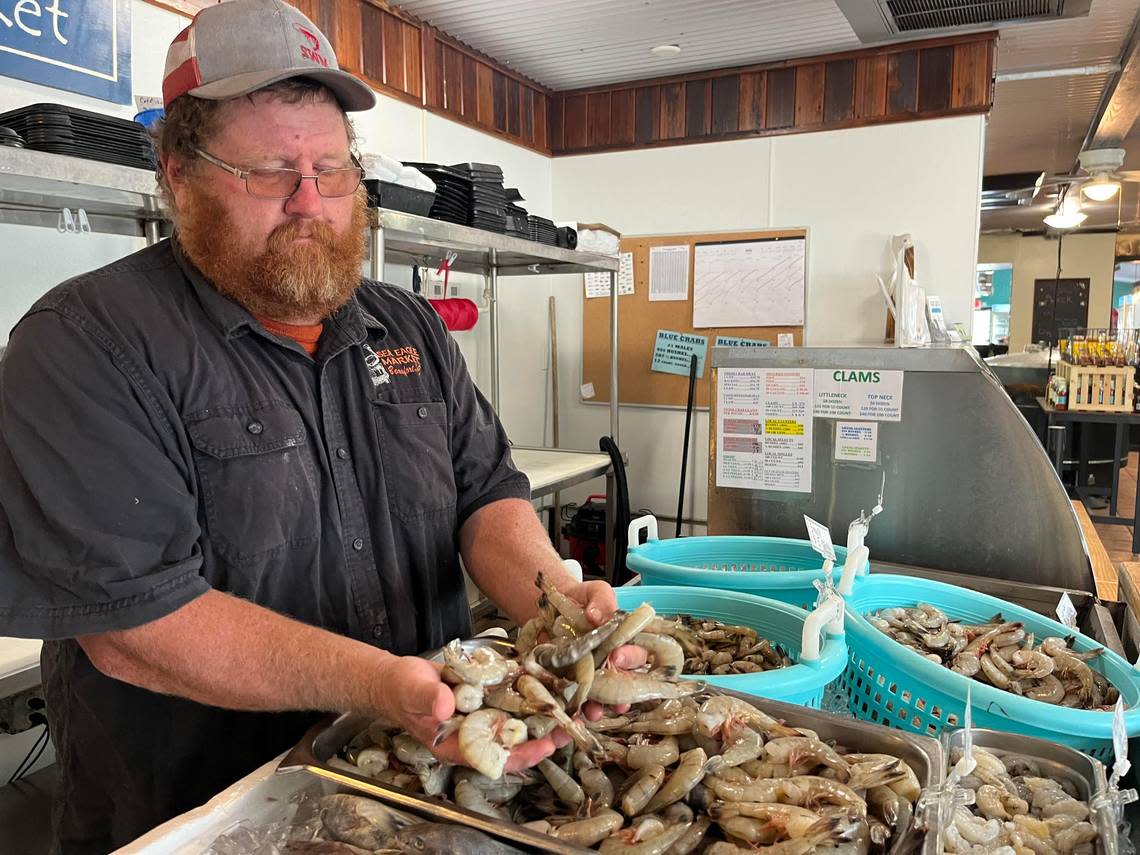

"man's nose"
[284,175,324,218]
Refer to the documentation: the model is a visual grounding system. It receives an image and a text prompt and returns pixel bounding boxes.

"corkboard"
[582,229,807,408]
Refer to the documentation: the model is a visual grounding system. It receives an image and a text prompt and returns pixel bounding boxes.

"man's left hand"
[563,578,648,718]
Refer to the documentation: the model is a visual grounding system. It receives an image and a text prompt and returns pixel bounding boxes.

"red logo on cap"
[293,23,329,68]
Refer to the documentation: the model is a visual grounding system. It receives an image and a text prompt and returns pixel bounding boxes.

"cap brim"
[189,66,377,112]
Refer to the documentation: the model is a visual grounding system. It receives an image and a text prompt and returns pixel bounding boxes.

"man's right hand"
[372,655,562,773]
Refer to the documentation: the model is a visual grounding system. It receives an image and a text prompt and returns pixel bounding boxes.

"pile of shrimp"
[667,615,793,677]
[334,576,925,854]
[940,746,1100,855]
[867,605,1121,710]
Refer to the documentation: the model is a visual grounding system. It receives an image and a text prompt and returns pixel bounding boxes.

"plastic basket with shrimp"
[625,516,870,611]
[840,573,1140,760]
[614,585,847,708]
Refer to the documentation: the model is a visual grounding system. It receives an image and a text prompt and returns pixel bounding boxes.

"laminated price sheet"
[717,367,814,492]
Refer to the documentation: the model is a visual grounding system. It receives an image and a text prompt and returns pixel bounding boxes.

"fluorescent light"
[650,44,681,57]
[1082,174,1121,201]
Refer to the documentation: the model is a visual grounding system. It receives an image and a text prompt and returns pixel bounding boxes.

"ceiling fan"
[1033,148,1140,229]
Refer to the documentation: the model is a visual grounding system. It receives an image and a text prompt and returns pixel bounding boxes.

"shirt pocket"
[186,404,320,564]
[372,400,456,520]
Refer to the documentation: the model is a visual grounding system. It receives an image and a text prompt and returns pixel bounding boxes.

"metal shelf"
[369,208,619,276]
[0,148,163,237]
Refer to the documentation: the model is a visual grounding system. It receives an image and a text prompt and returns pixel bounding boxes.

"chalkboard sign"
[1032,278,1089,346]
[0,0,132,104]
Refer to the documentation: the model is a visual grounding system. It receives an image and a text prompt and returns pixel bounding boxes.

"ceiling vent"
[836,0,1090,41]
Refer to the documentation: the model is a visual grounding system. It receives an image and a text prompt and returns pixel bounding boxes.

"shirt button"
[246,420,263,435]
[352,537,364,550]
[336,447,349,460]
[417,406,428,419]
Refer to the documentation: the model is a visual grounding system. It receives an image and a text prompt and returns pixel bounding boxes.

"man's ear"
[161,152,190,207]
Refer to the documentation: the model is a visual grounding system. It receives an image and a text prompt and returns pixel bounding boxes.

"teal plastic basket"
[625,516,869,611]
[615,585,847,708]
[840,574,1140,761]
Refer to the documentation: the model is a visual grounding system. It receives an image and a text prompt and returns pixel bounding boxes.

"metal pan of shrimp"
[867,604,1121,711]
[325,576,926,853]
[941,745,1100,855]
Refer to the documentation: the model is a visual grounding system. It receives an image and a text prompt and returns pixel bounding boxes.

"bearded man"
[0,2,631,852]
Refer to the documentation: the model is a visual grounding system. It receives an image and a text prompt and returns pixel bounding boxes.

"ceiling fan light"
[1043,210,1087,229]
[1082,175,1121,201]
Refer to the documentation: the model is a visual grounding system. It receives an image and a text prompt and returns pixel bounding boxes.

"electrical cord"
[6,714,49,785]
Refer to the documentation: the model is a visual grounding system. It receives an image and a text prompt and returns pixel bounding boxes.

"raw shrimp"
[643,747,707,812]
[548,809,623,847]
[454,777,512,821]
[594,603,657,666]
[515,616,546,657]
[626,735,680,769]
[709,801,831,841]
[516,674,599,752]
[453,683,484,713]
[843,753,921,802]
[588,668,705,706]
[705,816,841,855]
[458,708,528,779]
[442,641,516,687]
[703,724,762,774]
[567,652,594,715]
[763,736,850,778]
[534,612,623,670]
[1024,675,1066,704]
[696,695,799,740]
[619,763,667,816]
[1012,649,1054,680]
[534,572,593,634]
[537,758,586,810]
[597,820,691,855]
[632,632,685,672]
[669,814,711,855]
[573,752,615,809]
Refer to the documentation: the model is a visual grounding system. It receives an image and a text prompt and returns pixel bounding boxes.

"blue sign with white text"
[0,0,132,104]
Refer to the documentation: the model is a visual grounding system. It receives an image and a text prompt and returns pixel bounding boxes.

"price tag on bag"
[804,515,836,562]
[1056,593,1078,630]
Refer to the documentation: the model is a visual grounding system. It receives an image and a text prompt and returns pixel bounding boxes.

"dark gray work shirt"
[0,238,529,853]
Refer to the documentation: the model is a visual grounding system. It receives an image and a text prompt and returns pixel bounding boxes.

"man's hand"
[561,579,649,718]
[371,655,564,773]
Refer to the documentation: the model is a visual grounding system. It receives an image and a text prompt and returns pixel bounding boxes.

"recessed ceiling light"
[650,44,681,57]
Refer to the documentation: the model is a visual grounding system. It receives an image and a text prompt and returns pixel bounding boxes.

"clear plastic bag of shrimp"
[206,777,327,854]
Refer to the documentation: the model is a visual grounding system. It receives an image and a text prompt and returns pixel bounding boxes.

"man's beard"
[176,187,369,322]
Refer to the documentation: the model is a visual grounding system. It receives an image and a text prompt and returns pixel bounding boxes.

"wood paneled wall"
[144,2,993,159]
[549,32,996,155]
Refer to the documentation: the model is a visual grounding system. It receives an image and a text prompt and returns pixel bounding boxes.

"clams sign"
[0,0,131,104]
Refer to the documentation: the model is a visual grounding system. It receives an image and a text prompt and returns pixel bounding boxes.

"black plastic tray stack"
[0,103,155,169]
[402,162,471,226]
[528,214,558,246]
[451,162,506,233]
[504,187,529,238]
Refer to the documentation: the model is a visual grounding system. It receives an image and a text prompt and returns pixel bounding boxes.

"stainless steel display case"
[708,346,1094,592]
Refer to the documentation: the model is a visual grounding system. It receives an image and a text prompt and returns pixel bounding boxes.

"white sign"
[835,421,878,462]
[803,515,836,562]
[584,252,634,298]
[777,333,794,347]
[648,245,689,301]
[1056,593,1078,630]
[580,382,595,399]
[692,238,805,328]
[814,369,904,421]
[716,367,814,493]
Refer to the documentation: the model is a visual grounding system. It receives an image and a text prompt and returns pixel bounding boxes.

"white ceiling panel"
[391,0,861,90]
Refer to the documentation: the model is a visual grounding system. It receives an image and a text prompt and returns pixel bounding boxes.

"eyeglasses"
[195,148,364,199]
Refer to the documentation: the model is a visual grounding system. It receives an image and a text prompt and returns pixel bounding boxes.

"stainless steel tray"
[279,687,945,854]
[945,728,1116,855]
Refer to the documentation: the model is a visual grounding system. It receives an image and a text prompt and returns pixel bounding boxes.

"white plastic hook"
[77,208,91,234]
[800,593,844,662]
[838,544,869,596]
[58,207,76,233]
[627,514,659,547]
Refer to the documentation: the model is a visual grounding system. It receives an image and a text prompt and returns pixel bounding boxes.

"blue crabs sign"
[0,0,132,104]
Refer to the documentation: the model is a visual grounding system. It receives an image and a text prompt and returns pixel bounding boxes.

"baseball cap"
[162,0,376,112]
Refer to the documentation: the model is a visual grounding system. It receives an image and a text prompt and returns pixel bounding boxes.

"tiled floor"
[1093,450,1140,564]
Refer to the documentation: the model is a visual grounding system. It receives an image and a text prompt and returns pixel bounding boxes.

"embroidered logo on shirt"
[361,345,390,386]
[374,346,423,378]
